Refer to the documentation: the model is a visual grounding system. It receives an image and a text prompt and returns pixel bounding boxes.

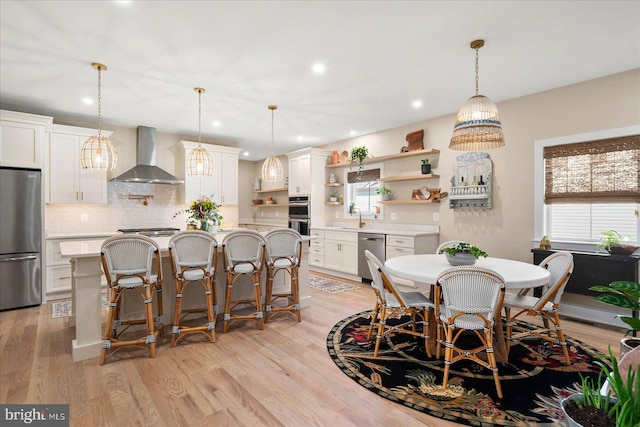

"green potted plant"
[420,158,431,175]
[439,242,488,266]
[589,280,640,356]
[173,194,223,232]
[376,186,392,201]
[597,230,638,255]
[329,190,339,202]
[350,146,369,176]
[561,347,639,427]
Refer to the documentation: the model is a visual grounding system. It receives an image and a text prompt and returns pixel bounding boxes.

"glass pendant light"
[261,105,284,182]
[186,87,213,176]
[449,40,505,151]
[81,63,117,171]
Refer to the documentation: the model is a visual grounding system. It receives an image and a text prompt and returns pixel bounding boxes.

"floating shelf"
[325,183,343,187]
[325,201,343,206]
[378,199,441,204]
[253,203,289,207]
[253,187,288,193]
[325,148,440,169]
[378,174,439,182]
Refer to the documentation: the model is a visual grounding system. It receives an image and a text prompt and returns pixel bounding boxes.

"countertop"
[311,225,438,237]
[46,231,119,240]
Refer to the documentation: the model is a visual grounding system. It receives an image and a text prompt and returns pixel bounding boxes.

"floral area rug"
[327,311,607,426]
[310,274,359,294]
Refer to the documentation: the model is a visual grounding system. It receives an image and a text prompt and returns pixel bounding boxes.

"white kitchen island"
[60,231,312,362]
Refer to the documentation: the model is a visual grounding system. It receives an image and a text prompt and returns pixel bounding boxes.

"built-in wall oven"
[288,196,310,236]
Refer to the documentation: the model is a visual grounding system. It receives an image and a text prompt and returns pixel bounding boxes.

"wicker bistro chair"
[436,240,467,254]
[99,234,164,365]
[503,251,574,365]
[435,266,506,398]
[168,231,219,347]
[365,250,435,357]
[221,230,266,332]
[264,229,303,323]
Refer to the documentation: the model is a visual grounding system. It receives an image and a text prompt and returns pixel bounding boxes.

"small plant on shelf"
[350,146,369,176]
[376,186,392,201]
[421,158,431,174]
[329,190,339,202]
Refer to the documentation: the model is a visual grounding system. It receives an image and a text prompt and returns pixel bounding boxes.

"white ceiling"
[1,1,639,160]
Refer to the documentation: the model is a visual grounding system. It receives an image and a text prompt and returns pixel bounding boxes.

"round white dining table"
[385,254,550,289]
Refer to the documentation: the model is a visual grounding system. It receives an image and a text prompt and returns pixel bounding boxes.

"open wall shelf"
[325,148,439,169]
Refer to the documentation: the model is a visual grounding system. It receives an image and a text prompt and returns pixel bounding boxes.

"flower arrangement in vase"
[173,194,222,232]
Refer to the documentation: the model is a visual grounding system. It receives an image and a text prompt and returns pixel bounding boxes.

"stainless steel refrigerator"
[0,167,42,310]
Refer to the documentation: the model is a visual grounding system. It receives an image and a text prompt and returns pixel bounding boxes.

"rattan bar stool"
[264,228,303,323]
[99,234,164,365]
[221,230,266,332]
[168,230,219,347]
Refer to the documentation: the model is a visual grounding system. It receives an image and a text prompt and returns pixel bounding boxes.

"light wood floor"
[0,273,626,427]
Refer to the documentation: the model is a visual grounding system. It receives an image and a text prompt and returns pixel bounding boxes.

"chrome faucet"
[349,205,365,229]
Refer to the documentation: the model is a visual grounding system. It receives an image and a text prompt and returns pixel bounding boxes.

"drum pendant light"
[261,105,284,182]
[449,40,505,150]
[81,63,117,171]
[186,87,213,176]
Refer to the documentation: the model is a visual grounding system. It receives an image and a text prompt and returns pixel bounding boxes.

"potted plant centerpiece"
[439,242,487,266]
[421,158,431,174]
[561,347,639,427]
[589,280,640,356]
[173,194,222,232]
[377,186,392,201]
[597,230,638,256]
[350,146,369,177]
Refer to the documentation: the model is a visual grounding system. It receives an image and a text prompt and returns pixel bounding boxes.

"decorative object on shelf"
[251,199,264,205]
[420,158,431,174]
[331,150,340,164]
[597,230,638,255]
[80,62,117,172]
[402,129,424,152]
[376,186,392,201]
[251,178,261,191]
[439,242,487,266]
[350,146,369,177]
[329,190,339,202]
[173,194,222,232]
[539,235,552,250]
[266,196,276,205]
[589,280,640,356]
[411,187,446,201]
[340,150,349,164]
[186,87,213,176]
[449,39,505,151]
[449,151,493,210]
[329,173,336,183]
[261,105,284,182]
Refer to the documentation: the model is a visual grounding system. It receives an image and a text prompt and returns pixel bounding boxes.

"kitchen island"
[60,230,312,362]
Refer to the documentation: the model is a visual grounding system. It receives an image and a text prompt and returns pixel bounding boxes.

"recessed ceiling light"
[82,97,93,105]
[412,100,423,108]
[212,120,221,127]
[297,135,304,141]
[312,62,326,75]
[243,151,250,157]
[350,130,357,136]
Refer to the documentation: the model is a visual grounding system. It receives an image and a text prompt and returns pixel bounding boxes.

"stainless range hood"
[112,126,184,185]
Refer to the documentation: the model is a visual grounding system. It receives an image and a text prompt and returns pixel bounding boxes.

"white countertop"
[311,226,438,237]
[46,230,119,240]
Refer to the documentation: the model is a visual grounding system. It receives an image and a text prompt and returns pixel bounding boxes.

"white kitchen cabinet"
[288,154,311,195]
[47,125,110,204]
[309,229,325,268]
[0,110,52,168]
[385,233,438,289]
[181,141,241,205]
[324,230,358,276]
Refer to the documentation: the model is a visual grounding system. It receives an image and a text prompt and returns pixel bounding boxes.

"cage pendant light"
[449,40,505,151]
[186,87,213,176]
[261,105,284,182]
[81,63,117,171]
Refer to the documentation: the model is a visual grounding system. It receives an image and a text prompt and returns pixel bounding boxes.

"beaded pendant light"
[81,63,117,171]
[186,87,213,176]
[449,40,505,151]
[261,105,284,182]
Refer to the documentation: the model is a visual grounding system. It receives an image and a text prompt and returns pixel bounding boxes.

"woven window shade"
[347,168,380,183]
[544,134,640,204]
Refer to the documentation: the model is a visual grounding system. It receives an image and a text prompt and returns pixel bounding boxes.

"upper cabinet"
[288,154,311,195]
[181,141,242,205]
[0,110,52,169]
[47,124,110,204]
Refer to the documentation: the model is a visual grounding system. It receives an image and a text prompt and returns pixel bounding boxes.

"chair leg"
[485,329,503,399]
[144,285,156,359]
[367,302,380,340]
[172,279,184,347]
[373,305,387,357]
[442,324,453,389]
[223,272,234,333]
[264,267,274,323]
[292,266,301,322]
[155,282,164,337]
[552,311,571,365]
[100,287,118,365]
[253,272,264,330]
[205,276,216,343]
[504,307,513,356]
[422,309,432,358]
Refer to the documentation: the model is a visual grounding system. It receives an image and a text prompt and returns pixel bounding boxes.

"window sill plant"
[420,158,431,174]
[173,194,222,232]
[439,242,488,266]
[597,230,638,256]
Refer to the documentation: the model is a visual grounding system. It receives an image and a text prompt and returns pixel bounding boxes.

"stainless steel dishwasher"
[358,233,386,281]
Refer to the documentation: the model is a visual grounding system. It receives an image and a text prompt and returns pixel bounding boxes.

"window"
[344,164,383,218]
[534,127,640,248]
